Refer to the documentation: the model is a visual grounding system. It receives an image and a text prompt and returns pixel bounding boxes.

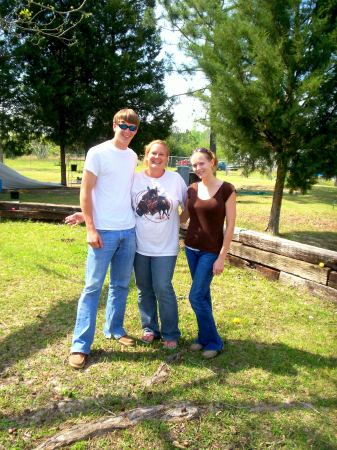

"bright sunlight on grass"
[0,221,336,449]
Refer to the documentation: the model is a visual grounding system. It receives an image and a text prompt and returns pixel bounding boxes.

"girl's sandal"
[141,331,155,344]
[163,340,177,349]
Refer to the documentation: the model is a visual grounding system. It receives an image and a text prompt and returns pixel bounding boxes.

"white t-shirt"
[132,170,187,256]
[84,140,137,230]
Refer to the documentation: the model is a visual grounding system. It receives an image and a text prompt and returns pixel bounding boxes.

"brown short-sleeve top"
[184,181,235,253]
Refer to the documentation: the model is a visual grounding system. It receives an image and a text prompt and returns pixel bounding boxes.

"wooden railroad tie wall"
[1,201,336,302]
[0,201,80,222]
[229,228,337,302]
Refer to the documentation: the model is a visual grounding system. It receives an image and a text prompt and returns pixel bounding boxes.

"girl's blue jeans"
[185,247,224,351]
[71,228,136,354]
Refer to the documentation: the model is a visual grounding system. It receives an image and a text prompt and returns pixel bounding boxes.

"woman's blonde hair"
[143,140,170,168]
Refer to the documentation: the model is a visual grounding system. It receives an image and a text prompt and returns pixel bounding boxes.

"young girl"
[183,148,236,359]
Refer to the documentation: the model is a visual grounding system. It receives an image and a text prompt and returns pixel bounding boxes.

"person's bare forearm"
[213,191,236,275]
[179,200,189,224]
[80,187,95,232]
[219,192,236,258]
[79,170,103,248]
[80,170,97,232]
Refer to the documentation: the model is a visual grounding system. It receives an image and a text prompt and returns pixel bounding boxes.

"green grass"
[4,155,64,183]
[0,221,336,449]
[2,156,337,250]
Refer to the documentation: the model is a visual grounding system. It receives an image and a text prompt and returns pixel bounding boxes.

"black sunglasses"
[118,123,137,132]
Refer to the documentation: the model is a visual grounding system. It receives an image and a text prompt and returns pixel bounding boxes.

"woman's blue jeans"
[71,228,136,354]
[185,247,224,351]
[134,253,180,341]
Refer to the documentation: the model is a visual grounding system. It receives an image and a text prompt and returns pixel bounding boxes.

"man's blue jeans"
[134,253,180,342]
[71,228,136,354]
[185,247,224,351]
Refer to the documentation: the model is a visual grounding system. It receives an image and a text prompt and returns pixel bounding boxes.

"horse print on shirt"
[135,186,172,222]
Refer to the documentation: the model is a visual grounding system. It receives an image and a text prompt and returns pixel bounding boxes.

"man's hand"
[87,230,103,248]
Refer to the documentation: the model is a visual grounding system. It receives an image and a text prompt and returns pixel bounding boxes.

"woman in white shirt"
[132,140,187,349]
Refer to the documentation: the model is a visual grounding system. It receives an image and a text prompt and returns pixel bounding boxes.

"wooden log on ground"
[328,271,337,290]
[0,210,74,221]
[0,201,80,222]
[34,403,199,449]
[0,201,80,212]
[34,400,316,449]
[227,254,251,269]
[228,255,280,281]
[236,229,337,269]
[279,272,337,303]
[229,241,329,285]
[251,262,280,281]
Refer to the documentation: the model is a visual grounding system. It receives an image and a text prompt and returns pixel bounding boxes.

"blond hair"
[143,140,170,169]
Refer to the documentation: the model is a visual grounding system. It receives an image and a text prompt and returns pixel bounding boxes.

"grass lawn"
[0,221,336,449]
[2,156,337,251]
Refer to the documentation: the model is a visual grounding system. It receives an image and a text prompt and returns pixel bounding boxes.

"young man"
[69,108,140,369]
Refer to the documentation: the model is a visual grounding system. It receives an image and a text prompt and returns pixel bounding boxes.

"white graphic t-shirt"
[132,170,187,256]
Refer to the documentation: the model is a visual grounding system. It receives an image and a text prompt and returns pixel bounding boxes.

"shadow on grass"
[136,414,337,450]
[0,285,120,373]
[0,298,77,374]
[283,186,337,206]
[85,339,337,377]
[280,231,337,252]
[1,339,336,425]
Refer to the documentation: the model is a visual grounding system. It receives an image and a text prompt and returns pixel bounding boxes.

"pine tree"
[163,0,337,234]
[8,0,173,184]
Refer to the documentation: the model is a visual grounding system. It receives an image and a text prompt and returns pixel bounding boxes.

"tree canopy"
[0,0,88,45]
[163,0,337,234]
[1,0,173,184]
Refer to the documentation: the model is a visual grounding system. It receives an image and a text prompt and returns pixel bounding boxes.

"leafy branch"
[1,0,88,45]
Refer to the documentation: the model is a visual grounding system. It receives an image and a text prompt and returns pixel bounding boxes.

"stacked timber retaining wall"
[229,228,337,302]
[1,201,336,302]
[0,201,80,222]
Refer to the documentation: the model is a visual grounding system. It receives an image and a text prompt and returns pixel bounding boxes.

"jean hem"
[71,347,90,355]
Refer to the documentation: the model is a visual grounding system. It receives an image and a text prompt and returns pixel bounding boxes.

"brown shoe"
[190,343,203,351]
[69,352,87,369]
[118,335,135,347]
[202,350,220,359]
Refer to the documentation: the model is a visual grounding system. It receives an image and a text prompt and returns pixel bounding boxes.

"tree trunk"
[60,143,67,186]
[210,129,216,154]
[210,86,216,155]
[265,161,286,235]
[0,141,3,163]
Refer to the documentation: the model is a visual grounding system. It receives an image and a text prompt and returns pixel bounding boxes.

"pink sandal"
[163,340,177,349]
[141,331,155,344]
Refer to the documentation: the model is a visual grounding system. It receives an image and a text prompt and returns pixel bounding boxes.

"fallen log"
[34,402,199,449]
[34,400,317,449]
